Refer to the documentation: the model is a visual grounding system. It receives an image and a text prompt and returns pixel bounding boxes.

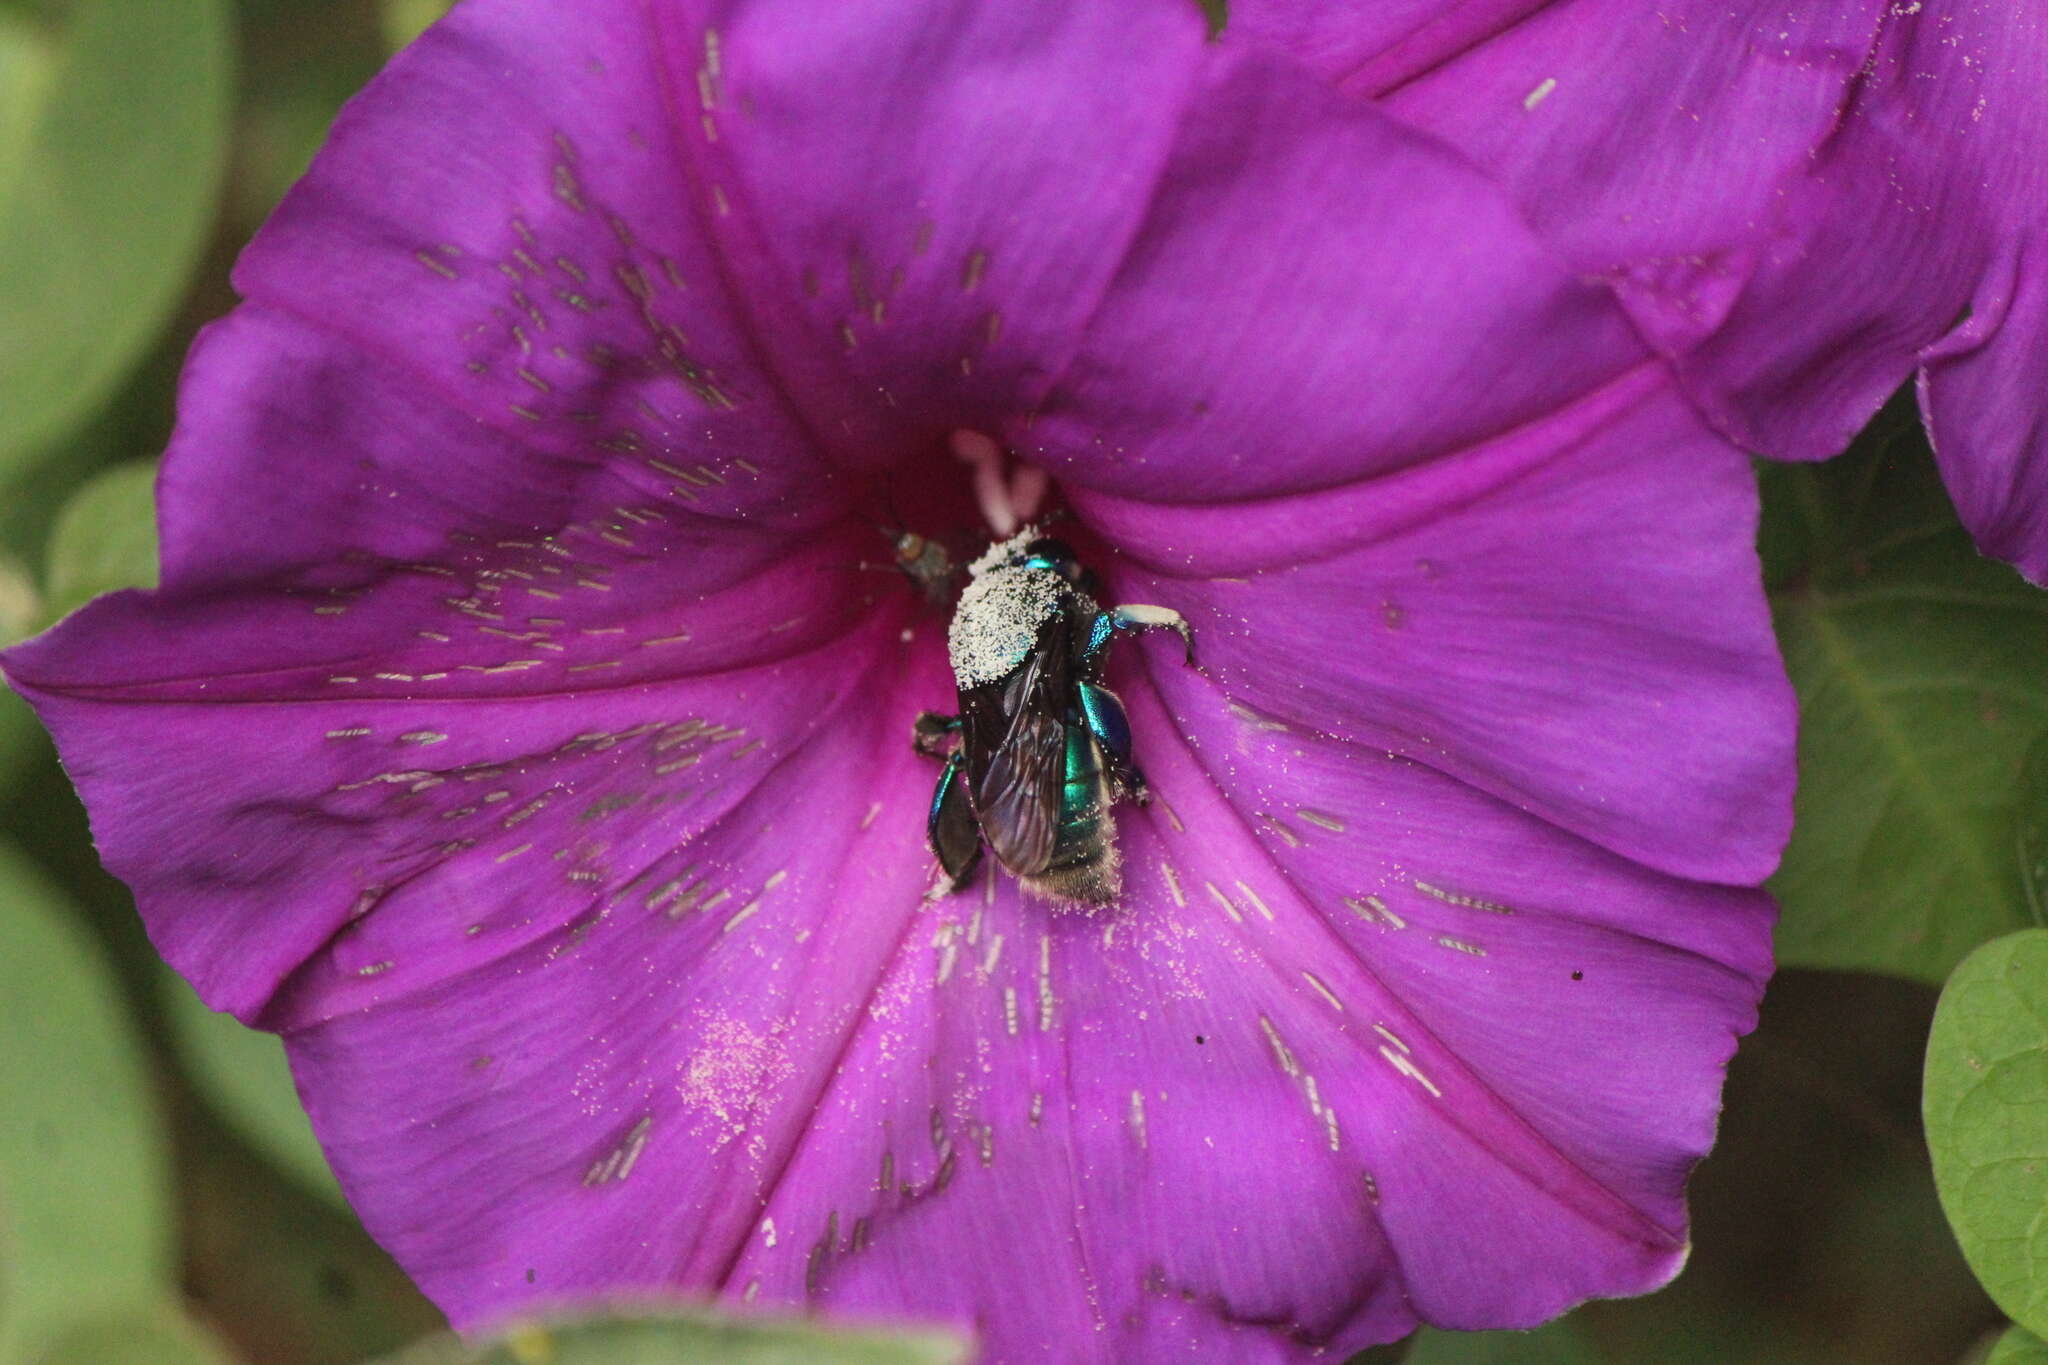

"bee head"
[1019,537,1084,585]
[892,531,928,564]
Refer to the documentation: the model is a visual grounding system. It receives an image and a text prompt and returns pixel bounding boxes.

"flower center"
[858,427,1083,618]
[949,428,1047,537]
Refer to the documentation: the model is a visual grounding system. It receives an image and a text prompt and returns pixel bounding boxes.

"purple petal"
[241,0,1208,479]
[11,597,912,1024]
[1221,1,1650,99]
[283,666,942,1318]
[1922,242,2048,582]
[1370,3,1880,276]
[1905,5,2048,583]
[1092,680,1771,1333]
[6,300,895,1027]
[98,306,841,618]
[1221,1,1890,456]
[1236,2,2048,576]
[230,8,855,551]
[1024,44,1646,503]
[1074,373,1792,885]
[1649,7,2039,468]
[674,0,1208,456]
[277,635,1765,1359]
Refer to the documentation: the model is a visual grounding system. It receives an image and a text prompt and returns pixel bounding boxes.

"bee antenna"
[881,471,907,534]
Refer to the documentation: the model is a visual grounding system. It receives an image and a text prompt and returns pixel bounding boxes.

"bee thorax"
[947,566,1066,687]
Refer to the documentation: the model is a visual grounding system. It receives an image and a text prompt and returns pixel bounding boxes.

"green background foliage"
[1989,1327,2048,1365]
[373,1312,966,1365]
[0,0,2043,1361]
[0,0,230,474]
[1765,409,2048,984]
[1926,931,2048,1340]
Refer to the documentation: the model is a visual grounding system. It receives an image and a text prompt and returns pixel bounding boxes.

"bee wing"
[975,712,1066,876]
[958,630,1070,878]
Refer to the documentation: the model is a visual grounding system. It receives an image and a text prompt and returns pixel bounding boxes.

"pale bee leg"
[1111,603,1195,666]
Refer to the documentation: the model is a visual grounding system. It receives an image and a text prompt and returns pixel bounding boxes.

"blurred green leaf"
[379,0,451,52]
[1764,413,2048,982]
[1990,1326,2048,1365]
[0,685,44,793]
[1925,929,2048,1337]
[1405,1320,1598,1363]
[0,0,230,471]
[20,1299,231,1365]
[175,1097,444,1365]
[231,2,388,229]
[0,840,172,1358]
[0,549,37,644]
[40,459,157,624]
[162,967,343,1204]
[376,1308,967,1365]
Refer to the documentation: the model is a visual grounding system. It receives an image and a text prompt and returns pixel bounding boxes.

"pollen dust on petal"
[673,1011,794,1156]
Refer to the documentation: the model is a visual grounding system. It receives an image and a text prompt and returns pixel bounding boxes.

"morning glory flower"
[1229,1,2048,580]
[3,0,1793,1359]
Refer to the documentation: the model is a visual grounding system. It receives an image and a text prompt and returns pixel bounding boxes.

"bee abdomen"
[1027,730,1122,907]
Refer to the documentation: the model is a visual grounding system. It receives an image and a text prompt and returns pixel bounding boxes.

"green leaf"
[161,967,343,1203]
[19,1300,232,1365]
[40,459,157,624]
[1924,929,2048,1336]
[0,840,172,1358]
[0,683,46,793]
[1990,1326,2048,1365]
[375,1308,967,1365]
[0,0,231,470]
[379,0,452,52]
[1404,1320,1598,1364]
[0,548,37,643]
[1765,413,2048,982]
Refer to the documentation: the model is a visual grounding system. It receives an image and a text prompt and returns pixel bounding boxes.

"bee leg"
[913,710,961,758]
[927,750,983,893]
[1112,604,1196,665]
[1083,604,1196,669]
[1076,680,1148,804]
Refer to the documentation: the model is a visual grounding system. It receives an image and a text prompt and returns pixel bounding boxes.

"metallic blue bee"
[915,528,1193,906]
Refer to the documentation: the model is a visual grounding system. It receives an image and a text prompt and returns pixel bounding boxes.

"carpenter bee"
[915,528,1193,906]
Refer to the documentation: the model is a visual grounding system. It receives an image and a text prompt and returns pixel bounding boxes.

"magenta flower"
[4,1,1793,1359]
[1230,1,2048,580]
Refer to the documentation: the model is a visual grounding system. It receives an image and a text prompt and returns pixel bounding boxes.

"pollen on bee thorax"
[946,525,1072,688]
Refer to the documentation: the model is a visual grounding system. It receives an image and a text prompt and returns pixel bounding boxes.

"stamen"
[950,429,1050,535]
[1008,463,1049,524]
[951,429,1016,535]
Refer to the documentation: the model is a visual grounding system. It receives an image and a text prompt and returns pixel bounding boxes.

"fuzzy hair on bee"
[914,527,1193,907]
